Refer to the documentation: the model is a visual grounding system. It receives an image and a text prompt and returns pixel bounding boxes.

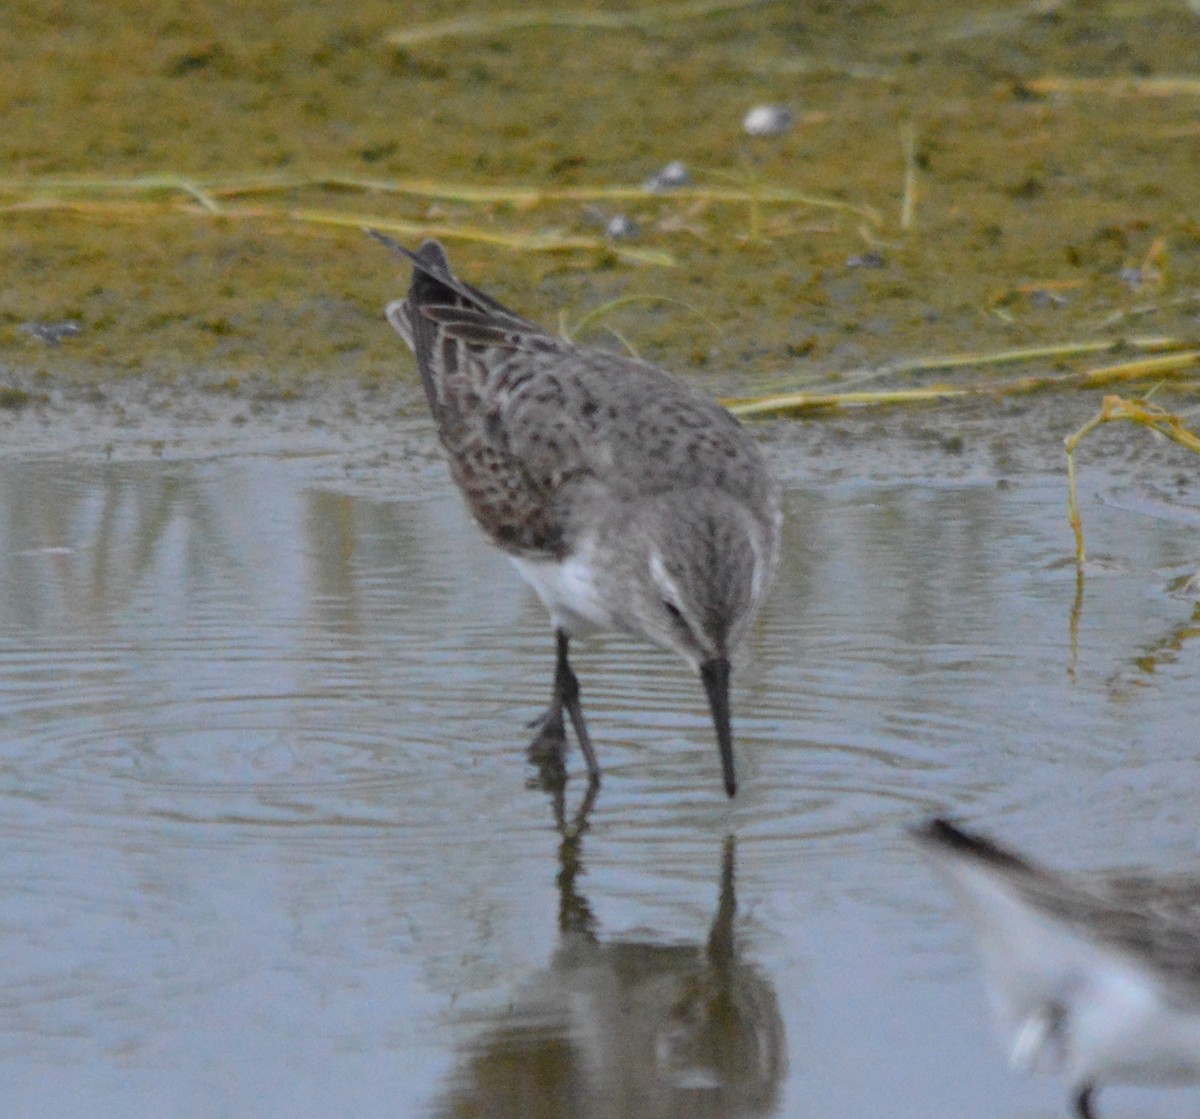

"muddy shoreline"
[0,370,1193,506]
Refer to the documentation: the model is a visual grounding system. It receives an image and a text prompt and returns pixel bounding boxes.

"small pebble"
[743,104,793,138]
[846,251,886,269]
[643,160,691,193]
[19,320,82,346]
[605,214,639,241]
[1118,265,1145,290]
[1030,288,1069,308]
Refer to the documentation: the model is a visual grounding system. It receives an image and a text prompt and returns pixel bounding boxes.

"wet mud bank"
[0,370,1194,507]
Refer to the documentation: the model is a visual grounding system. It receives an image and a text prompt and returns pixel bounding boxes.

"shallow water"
[1,451,1199,1119]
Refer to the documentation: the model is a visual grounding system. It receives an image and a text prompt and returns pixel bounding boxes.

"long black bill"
[700,656,736,798]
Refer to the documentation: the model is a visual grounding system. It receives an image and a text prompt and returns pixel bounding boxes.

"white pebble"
[742,104,793,138]
[605,214,639,241]
[643,160,691,193]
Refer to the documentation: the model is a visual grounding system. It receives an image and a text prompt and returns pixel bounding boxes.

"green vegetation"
[3,0,1200,425]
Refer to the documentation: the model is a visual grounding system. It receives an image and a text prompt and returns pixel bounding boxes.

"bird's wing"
[374,233,582,557]
[373,232,776,557]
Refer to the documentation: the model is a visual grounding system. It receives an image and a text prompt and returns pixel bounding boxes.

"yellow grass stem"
[385,0,770,47]
[1064,395,1200,567]
[0,197,179,219]
[900,121,917,231]
[0,173,219,199]
[726,386,969,415]
[564,294,722,344]
[172,178,223,214]
[726,349,1200,417]
[599,325,640,361]
[1025,76,1200,98]
[0,172,882,228]
[284,209,677,265]
[1067,565,1084,681]
[913,0,1064,45]
[0,191,676,266]
[739,338,1194,400]
[748,172,763,242]
[204,175,881,221]
[1076,350,1200,383]
[890,337,1192,371]
[0,177,223,214]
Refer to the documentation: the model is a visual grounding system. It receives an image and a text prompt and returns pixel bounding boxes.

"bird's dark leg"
[528,629,600,786]
[554,631,600,785]
[1073,1084,1097,1119]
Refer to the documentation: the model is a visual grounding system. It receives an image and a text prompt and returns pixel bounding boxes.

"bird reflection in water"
[434,804,785,1119]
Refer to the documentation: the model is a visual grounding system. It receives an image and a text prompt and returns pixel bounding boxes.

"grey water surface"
[1,451,1198,1119]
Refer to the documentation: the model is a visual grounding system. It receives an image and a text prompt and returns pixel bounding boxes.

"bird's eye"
[664,601,685,624]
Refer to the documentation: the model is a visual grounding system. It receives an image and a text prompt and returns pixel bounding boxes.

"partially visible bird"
[372,232,780,796]
[913,816,1200,1119]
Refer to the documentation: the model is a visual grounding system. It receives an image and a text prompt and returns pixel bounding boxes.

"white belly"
[509,550,616,635]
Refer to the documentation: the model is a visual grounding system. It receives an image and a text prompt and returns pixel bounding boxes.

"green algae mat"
[4,0,1200,429]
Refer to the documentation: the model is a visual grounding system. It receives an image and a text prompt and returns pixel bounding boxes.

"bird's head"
[612,490,777,796]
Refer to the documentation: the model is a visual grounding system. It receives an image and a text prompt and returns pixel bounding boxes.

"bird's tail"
[912,817,1041,877]
[368,230,549,419]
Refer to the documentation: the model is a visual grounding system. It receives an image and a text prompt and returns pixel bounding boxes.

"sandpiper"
[913,817,1200,1119]
[372,233,780,796]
